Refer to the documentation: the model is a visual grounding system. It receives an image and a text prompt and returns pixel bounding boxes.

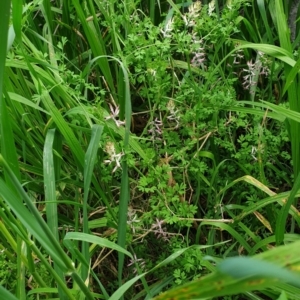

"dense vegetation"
[1,0,300,299]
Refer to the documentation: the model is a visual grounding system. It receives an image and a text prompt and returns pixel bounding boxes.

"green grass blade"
[0,155,97,298]
[72,0,115,94]
[0,0,21,187]
[0,285,18,300]
[44,129,58,237]
[235,191,300,227]
[34,84,114,217]
[65,232,133,259]
[0,0,11,61]
[154,241,300,299]
[81,54,133,290]
[274,0,300,182]
[11,0,22,40]
[82,124,103,281]
[53,130,63,182]
[118,163,130,288]
[199,222,252,253]
[0,178,68,271]
[217,256,300,287]
[283,54,300,96]
[44,128,67,300]
[276,171,300,245]
[114,57,132,289]
[259,101,300,123]
[40,89,85,167]
[0,155,74,272]
[109,244,223,300]
[256,0,273,43]
[63,239,110,299]
[275,0,292,52]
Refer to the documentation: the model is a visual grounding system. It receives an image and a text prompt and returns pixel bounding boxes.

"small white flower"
[105,104,125,127]
[208,0,215,16]
[166,100,180,128]
[242,60,257,90]
[184,1,202,27]
[191,51,205,67]
[251,146,257,161]
[127,254,146,274]
[242,54,270,91]
[151,219,169,241]
[161,17,174,38]
[231,44,244,65]
[127,208,141,234]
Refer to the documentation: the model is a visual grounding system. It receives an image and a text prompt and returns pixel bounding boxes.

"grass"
[1,0,300,299]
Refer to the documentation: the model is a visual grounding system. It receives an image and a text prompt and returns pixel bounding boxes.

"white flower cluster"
[104,141,124,173]
[148,118,163,141]
[242,52,270,91]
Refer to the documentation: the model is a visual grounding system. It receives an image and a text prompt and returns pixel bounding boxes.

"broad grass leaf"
[217,257,300,288]
[0,285,18,300]
[153,241,300,299]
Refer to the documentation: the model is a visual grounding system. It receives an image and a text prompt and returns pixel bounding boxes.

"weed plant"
[1,0,300,299]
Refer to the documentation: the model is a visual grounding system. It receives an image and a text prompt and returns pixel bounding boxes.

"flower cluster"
[166,99,180,128]
[104,141,124,173]
[127,207,141,234]
[161,17,174,38]
[183,1,202,27]
[105,104,125,127]
[242,52,270,91]
[127,254,146,275]
[151,218,169,241]
[232,44,244,65]
[191,50,206,67]
[148,118,163,141]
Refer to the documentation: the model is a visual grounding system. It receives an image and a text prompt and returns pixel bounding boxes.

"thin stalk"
[30,243,76,300]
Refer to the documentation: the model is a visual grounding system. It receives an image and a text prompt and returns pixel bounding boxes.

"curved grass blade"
[64,232,133,259]
[199,222,252,253]
[235,191,300,226]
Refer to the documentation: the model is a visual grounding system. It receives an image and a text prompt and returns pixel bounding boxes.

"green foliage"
[0,253,17,292]
[1,0,300,299]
